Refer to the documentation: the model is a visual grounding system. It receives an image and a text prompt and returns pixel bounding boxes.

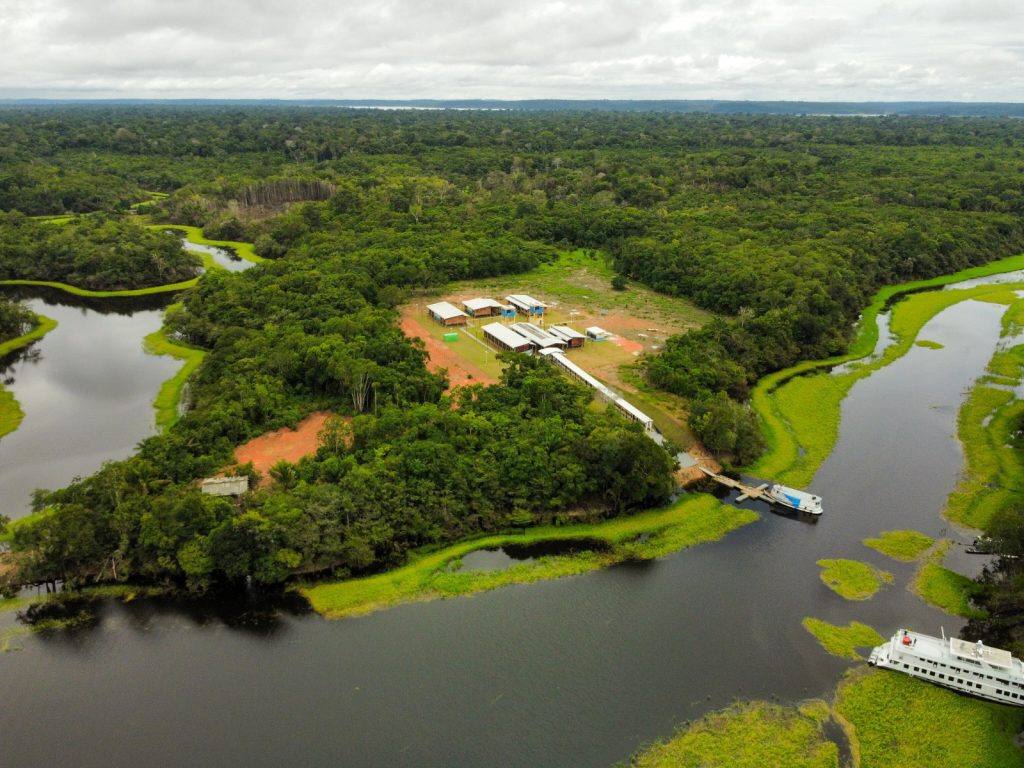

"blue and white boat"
[765,484,823,515]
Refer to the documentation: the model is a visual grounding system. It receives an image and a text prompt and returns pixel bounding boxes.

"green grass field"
[300,493,757,619]
[802,618,885,660]
[911,542,988,619]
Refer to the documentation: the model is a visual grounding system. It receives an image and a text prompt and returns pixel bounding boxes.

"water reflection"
[0,288,180,518]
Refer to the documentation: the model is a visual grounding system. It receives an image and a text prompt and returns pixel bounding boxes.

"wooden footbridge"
[698,466,770,503]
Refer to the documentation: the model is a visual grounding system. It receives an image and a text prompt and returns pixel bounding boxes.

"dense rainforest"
[1,107,1023,611]
[0,213,200,290]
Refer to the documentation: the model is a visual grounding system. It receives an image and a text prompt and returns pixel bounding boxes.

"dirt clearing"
[235,411,335,478]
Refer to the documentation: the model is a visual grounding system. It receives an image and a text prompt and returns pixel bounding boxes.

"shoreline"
[0,314,58,439]
[747,253,1024,488]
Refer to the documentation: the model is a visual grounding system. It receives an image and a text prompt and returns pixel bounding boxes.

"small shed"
[585,326,611,340]
[462,298,504,318]
[201,476,249,497]
[483,322,533,353]
[549,325,586,348]
[426,301,469,326]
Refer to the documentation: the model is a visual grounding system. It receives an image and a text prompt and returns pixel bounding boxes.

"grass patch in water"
[834,667,1024,768]
[915,339,944,349]
[862,529,935,561]
[300,494,757,619]
[749,278,1024,488]
[143,303,207,431]
[0,314,58,438]
[912,541,987,619]
[0,277,199,297]
[802,617,885,660]
[625,701,839,768]
[817,558,893,601]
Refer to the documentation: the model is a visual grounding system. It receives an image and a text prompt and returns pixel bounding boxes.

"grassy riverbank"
[300,494,756,619]
[142,303,207,431]
[626,701,839,768]
[944,300,1024,529]
[0,314,58,438]
[834,667,1024,768]
[150,224,265,265]
[911,541,987,619]
[626,666,1024,768]
[748,267,1024,488]
[0,277,199,297]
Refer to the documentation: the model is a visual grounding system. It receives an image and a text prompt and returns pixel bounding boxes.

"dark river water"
[0,296,1009,767]
[0,288,180,518]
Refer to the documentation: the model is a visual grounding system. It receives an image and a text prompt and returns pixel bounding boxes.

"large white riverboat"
[868,628,1024,706]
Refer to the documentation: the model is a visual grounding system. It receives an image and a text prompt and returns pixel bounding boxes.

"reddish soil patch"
[610,336,644,355]
[399,310,498,389]
[235,411,335,478]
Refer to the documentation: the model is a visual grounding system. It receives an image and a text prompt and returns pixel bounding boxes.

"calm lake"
[0,295,1008,767]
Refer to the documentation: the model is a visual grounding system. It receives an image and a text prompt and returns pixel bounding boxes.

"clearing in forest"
[234,411,335,479]
[402,250,712,446]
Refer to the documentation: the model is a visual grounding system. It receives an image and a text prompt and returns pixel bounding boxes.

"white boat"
[765,484,823,515]
[868,628,1024,707]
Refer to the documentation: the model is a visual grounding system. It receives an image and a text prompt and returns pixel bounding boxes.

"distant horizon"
[2,96,1023,117]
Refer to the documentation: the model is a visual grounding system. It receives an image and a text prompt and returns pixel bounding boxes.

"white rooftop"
[482,322,532,349]
[549,325,586,340]
[951,636,1015,669]
[586,326,611,338]
[615,397,654,425]
[426,301,468,320]
[511,322,565,348]
[463,298,504,311]
[506,294,547,309]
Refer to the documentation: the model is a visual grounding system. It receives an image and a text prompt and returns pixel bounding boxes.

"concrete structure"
[548,325,586,348]
[511,322,567,350]
[462,298,504,318]
[585,326,611,340]
[201,476,249,496]
[505,294,547,315]
[426,301,469,326]
[482,322,533,353]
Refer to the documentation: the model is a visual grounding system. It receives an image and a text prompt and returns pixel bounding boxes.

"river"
[0,287,180,519]
[0,294,1009,767]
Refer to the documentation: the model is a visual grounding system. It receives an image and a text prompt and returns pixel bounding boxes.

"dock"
[698,466,770,502]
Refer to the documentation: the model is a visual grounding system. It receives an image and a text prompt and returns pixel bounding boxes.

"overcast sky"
[1,0,1021,101]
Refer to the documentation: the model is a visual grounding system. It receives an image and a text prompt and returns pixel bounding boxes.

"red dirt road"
[234,411,334,478]
[399,310,498,389]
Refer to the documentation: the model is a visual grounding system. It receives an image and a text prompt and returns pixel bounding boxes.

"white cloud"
[0,0,1020,100]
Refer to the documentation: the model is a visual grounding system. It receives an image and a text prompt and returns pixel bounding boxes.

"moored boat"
[765,484,823,515]
[868,628,1024,706]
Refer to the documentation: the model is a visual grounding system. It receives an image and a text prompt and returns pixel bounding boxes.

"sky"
[0,0,1022,101]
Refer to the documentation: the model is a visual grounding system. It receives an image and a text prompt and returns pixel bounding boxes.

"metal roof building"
[426,301,469,326]
[585,326,611,340]
[462,298,504,317]
[511,322,567,350]
[482,322,533,353]
[505,294,547,313]
[549,325,586,348]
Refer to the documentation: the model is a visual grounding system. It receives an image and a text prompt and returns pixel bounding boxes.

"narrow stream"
[0,293,1010,767]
